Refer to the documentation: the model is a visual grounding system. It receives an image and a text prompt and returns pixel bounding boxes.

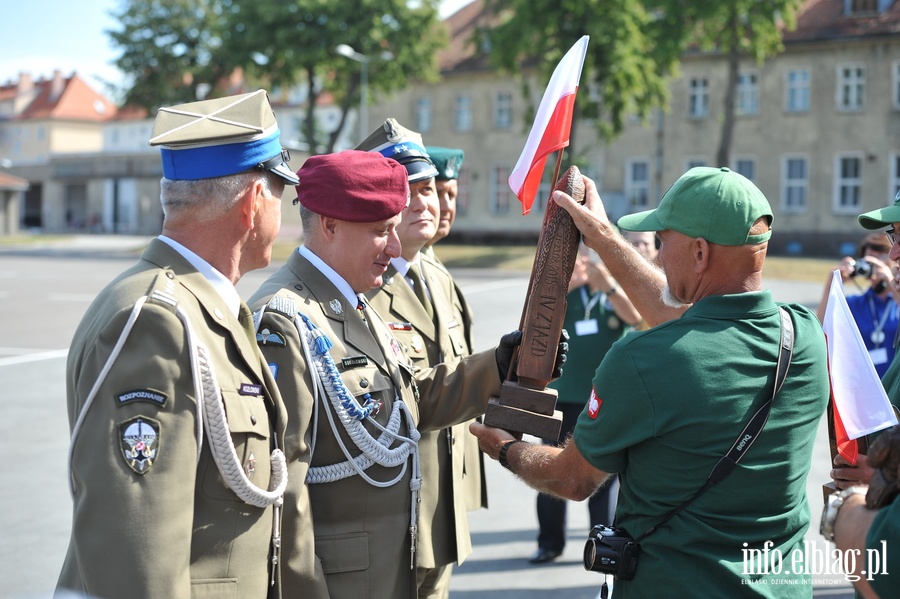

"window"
[785,69,810,113]
[454,95,473,132]
[782,156,808,212]
[491,164,512,214]
[685,158,707,171]
[893,62,900,110]
[835,154,863,213]
[733,158,756,181]
[837,63,866,112]
[689,78,709,118]
[737,72,759,116]
[892,152,900,202]
[494,92,512,129]
[625,160,650,208]
[415,98,431,133]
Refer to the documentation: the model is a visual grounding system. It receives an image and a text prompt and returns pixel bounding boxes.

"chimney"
[18,72,33,95]
[50,69,65,99]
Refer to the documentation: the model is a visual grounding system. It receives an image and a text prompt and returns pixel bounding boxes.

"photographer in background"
[816,233,898,377]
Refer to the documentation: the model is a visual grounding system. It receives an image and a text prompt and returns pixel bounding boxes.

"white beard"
[661,286,689,309]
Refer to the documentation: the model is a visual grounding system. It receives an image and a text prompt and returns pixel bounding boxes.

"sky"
[0,0,474,97]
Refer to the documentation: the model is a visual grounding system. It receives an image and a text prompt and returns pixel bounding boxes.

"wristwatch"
[820,486,867,542]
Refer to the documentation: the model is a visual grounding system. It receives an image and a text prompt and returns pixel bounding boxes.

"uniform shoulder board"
[145,269,179,314]
[266,292,299,320]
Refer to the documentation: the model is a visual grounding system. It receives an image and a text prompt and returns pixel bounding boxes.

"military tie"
[238,302,258,345]
[407,262,435,320]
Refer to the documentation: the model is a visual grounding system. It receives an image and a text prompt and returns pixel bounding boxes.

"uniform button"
[250,415,258,425]
[214,308,224,320]
[294,284,303,291]
[165,271,175,279]
[360,378,369,388]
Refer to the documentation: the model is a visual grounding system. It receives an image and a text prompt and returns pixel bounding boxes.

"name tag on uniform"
[342,355,369,369]
[574,319,599,336]
[870,347,889,366]
[239,383,262,396]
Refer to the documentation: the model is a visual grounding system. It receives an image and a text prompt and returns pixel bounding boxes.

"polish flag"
[508,35,589,215]
[822,270,898,463]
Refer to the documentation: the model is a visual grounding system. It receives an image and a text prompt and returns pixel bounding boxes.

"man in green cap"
[56,89,294,599]
[471,167,830,597]
[424,145,488,516]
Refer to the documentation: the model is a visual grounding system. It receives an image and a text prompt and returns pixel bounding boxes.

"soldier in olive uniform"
[423,146,488,515]
[248,149,554,599]
[56,90,295,599]
[360,131,476,598]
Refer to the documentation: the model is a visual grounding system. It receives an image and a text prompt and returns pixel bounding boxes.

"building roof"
[0,172,29,191]
[785,0,900,43]
[0,71,117,122]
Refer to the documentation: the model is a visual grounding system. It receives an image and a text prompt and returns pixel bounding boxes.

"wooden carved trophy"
[483,165,585,440]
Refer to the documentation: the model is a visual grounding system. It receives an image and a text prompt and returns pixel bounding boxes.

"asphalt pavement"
[0,235,855,598]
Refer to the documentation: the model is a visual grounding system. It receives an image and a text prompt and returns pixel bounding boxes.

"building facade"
[370,0,900,255]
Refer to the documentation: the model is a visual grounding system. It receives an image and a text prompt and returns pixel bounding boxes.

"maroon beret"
[295,150,410,222]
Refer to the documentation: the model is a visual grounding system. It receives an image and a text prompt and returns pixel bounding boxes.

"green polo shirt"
[549,285,630,406]
[866,496,898,595]
[574,291,829,598]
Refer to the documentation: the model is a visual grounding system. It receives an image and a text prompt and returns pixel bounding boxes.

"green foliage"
[107,0,447,154]
[108,0,233,109]
[482,0,675,142]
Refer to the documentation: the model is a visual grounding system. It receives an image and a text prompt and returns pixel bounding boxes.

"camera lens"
[851,260,873,278]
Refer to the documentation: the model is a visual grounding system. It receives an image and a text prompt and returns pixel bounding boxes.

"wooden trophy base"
[484,380,563,440]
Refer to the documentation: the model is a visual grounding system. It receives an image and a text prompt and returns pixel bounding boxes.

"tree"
[218,0,447,154]
[108,0,234,110]
[107,0,447,154]
[673,0,802,168]
[482,0,678,160]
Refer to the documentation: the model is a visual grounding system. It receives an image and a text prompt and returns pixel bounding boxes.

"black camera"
[850,259,873,278]
[583,524,640,580]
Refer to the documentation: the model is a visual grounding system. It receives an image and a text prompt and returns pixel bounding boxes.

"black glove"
[552,328,569,380]
[866,424,900,509]
[494,329,569,382]
[495,330,523,380]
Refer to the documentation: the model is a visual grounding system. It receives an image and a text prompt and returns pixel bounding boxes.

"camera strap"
[634,307,794,543]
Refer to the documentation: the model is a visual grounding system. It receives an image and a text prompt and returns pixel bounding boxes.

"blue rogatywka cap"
[149,89,298,184]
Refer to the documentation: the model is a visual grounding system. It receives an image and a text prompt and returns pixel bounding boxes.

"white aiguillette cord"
[68,290,287,509]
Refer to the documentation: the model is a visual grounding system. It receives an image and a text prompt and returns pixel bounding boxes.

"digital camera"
[850,259,873,278]
[583,524,640,580]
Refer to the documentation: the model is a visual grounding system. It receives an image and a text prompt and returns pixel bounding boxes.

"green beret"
[425,146,464,181]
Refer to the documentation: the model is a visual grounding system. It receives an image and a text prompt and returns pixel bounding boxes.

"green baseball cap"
[617,166,773,246]
[858,189,900,230]
[425,146,464,180]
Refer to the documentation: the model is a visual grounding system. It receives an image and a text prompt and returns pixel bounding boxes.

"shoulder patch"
[267,294,299,319]
[116,388,168,407]
[119,416,160,474]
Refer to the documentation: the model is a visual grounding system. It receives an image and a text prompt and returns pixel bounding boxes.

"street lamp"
[336,44,393,144]
[335,44,371,143]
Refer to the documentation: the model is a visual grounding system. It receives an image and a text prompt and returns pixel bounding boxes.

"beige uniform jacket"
[425,253,488,512]
[57,238,288,599]
[248,250,501,599]
[366,255,479,569]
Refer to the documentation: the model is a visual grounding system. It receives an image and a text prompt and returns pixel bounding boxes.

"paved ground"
[0,235,856,598]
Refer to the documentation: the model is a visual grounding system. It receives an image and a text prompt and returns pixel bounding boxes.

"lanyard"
[580,286,603,320]
[867,294,894,347]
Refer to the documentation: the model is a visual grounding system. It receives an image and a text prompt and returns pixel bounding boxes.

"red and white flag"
[508,35,589,215]
[822,270,898,463]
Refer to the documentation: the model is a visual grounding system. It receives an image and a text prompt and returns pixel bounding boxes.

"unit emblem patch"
[119,416,160,474]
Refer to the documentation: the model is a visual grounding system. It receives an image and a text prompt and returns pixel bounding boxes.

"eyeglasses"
[886,230,899,246]
[256,148,291,172]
